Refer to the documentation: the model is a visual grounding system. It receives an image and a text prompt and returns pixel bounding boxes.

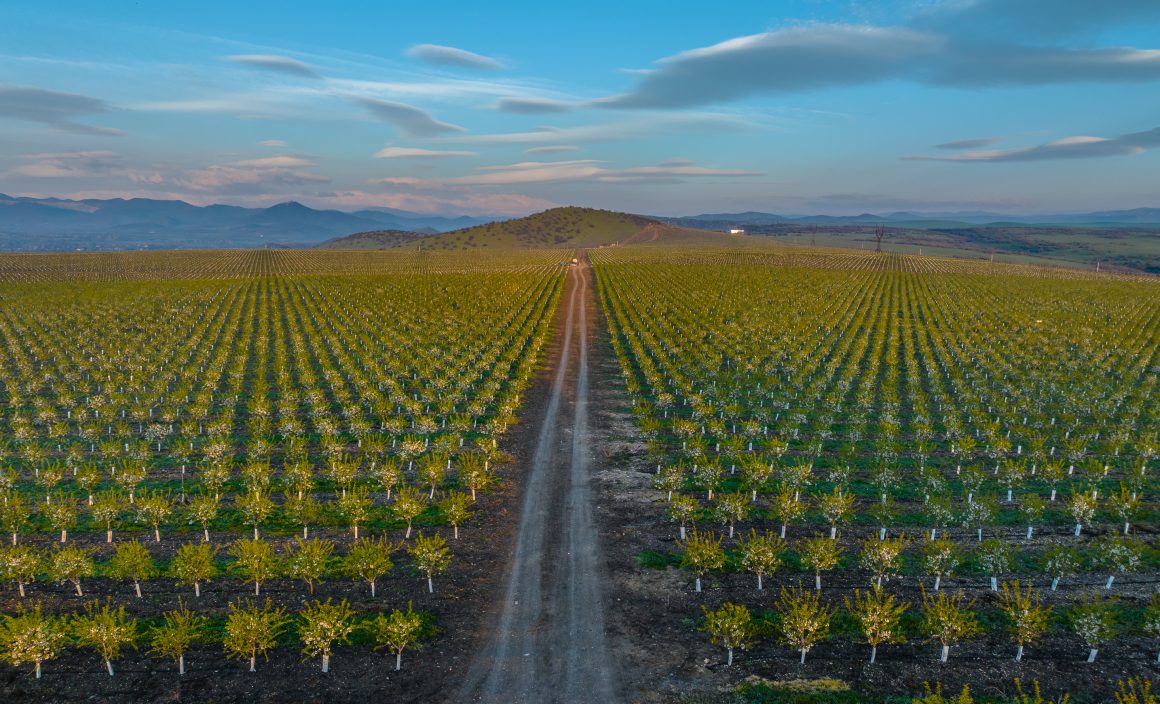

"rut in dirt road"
[459,258,617,703]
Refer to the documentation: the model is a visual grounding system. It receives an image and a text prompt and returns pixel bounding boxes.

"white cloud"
[371,159,761,186]
[494,97,573,114]
[258,139,288,147]
[905,125,1160,162]
[445,113,751,145]
[374,147,478,159]
[353,97,466,137]
[524,145,580,154]
[0,85,122,136]
[406,44,504,70]
[226,54,322,79]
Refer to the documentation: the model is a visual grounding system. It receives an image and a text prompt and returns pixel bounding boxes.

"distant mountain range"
[662,208,1160,228]
[0,194,497,251]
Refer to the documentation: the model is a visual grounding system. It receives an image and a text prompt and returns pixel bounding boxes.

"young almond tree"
[286,537,335,595]
[771,487,805,539]
[922,537,960,592]
[72,599,138,676]
[0,544,40,597]
[1019,494,1046,540]
[298,599,355,673]
[368,602,425,671]
[701,602,754,666]
[678,529,726,593]
[343,537,395,597]
[109,540,158,598]
[859,534,909,588]
[921,589,981,663]
[408,532,452,594]
[285,494,320,540]
[1109,483,1141,535]
[713,492,749,539]
[1068,491,1097,536]
[668,494,700,540]
[1143,593,1160,664]
[817,487,855,539]
[845,584,909,664]
[338,488,373,541]
[976,539,1012,592]
[1095,537,1143,590]
[1,493,31,546]
[438,491,472,539]
[91,491,121,544]
[1043,545,1080,592]
[738,529,785,591]
[185,492,220,543]
[778,583,833,664]
[800,534,842,591]
[172,542,218,597]
[1070,592,1116,663]
[49,544,94,596]
[149,599,206,675]
[0,603,66,679]
[136,491,173,543]
[996,580,1051,661]
[237,489,275,540]
[223,598,289,673]
[392,486,427,539]
[45,495,77,543]
[229,538,278,596]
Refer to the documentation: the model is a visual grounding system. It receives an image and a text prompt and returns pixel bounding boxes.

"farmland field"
[0,249,566,701]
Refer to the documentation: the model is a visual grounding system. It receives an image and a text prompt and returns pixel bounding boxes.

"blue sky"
[1,0,1159,215]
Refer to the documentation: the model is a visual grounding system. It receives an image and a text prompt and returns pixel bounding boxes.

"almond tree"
[229,538,278,596]
[237,490,275,540]
[337,488,372,541]
[45,495,76,543]
[48,544,93,596]
[701,602,754,666]
[859,534,908,588]
[136,490,173,543]
[223,598,288,672]
[817,487,855,539]
[846,584,909,664]
[1043,545,1079,592]
[149,598,206,675]
[921,589,981,662]
[1095,537,1142,590]
[738,529,785,591]
[922,537,960,591]
[72,599,138,676]
[678,529,726,593]
[778,583,833,664]
[1109,484,1141,535]
[285,494,320,540]
[286,537,334,595]
[1019,494,1046,540]
[800,534,842,590]
[0,545,39,598]
[368,602,425,671]
[713,492,749,539]
[1070,592,1116,662]
[996,580,1051,661]
[0,493,30,545]
[771,487,805,539]
[1068,491,1097,536]
[186,492,220,542]
[392,486,427,539]
[438,491,472,539]
[1143,593,1160,664]
[343,537,395,597]
[0,603,66,679]
[408,532,452,593]
[172,542,218,597]
[108,540,157,598]
[91,491,121,544]
[668,494,699,540]
[298,599,355,673]
[976,539,1012,591]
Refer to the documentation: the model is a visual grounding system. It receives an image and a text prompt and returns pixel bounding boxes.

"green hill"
[317,206,741,251]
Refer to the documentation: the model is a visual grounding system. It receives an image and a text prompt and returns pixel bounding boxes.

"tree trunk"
[679,525,686,540]
[1026,526,1034,539]
[990,577,998,591]
[1050,576,1059,591]
[1050,488,1056,501]
[879,527,886,540]
[781,524,787,539]
[135,580,142,598]
[254,526,259,540]
[354,525,359,541]
[727,648,733,666]
[428,576,434,593]
[322,653,329,673]
[976,528,982,542]
[1074,523,1082,536]
[756,574,763,591]
[194,582,201,597]
[934,575,941,591]
[695,577,702,593]
[395,651,402,671]
[35,662,41,679]
[1124,522,1130,535]
[1015,645,1023,661]
[1087,648,1097,663]
[829,526,836,539]
[406,524,412,539]
[106,660,114,676]
[254,580,260,596]
[155,527,161,543]
[106,529,113,544]
[1105,575,1115,589]
[75,581,83,596]
[370,580,376,598]
[870,646,877,664]
[454,525,459,540]
[250,654,256,672]
[178,654,185,675]
[60,529,67,543]
[940,644,949,662]
[203,528,210,542]
[930,528,937,540]
[800,647,807,664]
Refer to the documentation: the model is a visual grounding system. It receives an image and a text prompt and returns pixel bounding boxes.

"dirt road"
[459,257,618,703]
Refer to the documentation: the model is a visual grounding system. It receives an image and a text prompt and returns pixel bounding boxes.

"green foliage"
[228,538,278,595]
[701,602,754,664]
[222,598,288,672]
[408,532,452,592]
[343,537,395,597]
[297,599,355,671]
[921,590,981,650]
[1069,592,1117,649]
[108,540,157,597]
[148,599,207,673]
[995,581,1051,648]
[172,542,218,597]
[285,537,334,594]
[912,682,974,704]
[0,603,66,678]
[777,583,833,661]
[71,599,138,674]
[367,602,425,670]
[845,585,909,649]
[678,528,726,590]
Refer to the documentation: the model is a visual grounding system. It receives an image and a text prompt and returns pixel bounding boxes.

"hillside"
[317,229,432,250]
[339,206,732,251]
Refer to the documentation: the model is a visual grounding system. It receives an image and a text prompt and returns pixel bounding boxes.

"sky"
[1,0,1159,216]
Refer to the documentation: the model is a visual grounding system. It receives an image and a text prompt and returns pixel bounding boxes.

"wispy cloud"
[904,126,1160,162]
[934,137,1003,150]
[372,159,761,186]
[258,139,288,147]
[406,44,504,70]
[0,85,122,136]
[599,20,1160,108]
[353,97,466,137]
[225,54,322,79]
[493,97,573,114]
[178,155,329,195]
[446,113,751,145]
[524,145,580,154]
[374,147,478,159]
[6,150,122,178]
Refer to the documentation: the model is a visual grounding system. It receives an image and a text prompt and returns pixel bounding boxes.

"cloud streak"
[406,44,503,70]
[494,97,573,114]
[904,126,1160,162]
[354,97,466,137]
[372,159,761,186]
[374,147,478,159]
[226,54,322,79]
[599,21,1160,108]
[0,85,122,135]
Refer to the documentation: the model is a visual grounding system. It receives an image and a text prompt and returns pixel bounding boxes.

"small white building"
[728,227,746,235]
